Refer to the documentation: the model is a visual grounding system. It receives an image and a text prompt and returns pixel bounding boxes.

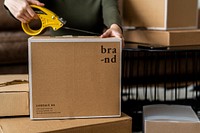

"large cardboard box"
[0,113,132,133]
[123,0,198,30]
[143,104,200,133]
[0,74,29,117]
[28,36,122,120]
[124,29,200,46]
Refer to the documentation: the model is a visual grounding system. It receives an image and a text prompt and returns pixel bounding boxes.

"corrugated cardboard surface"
[123,0,165,28]
[0,113,132,133]
[123,0,198,30]
[167,0,198,28]
[124,29,200,46]
[143,105,200,133]
[0,74,29,117]
[29,36,122,119]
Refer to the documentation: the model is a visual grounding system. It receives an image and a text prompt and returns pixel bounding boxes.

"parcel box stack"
[123,0,200,47]
[0,36,132,133]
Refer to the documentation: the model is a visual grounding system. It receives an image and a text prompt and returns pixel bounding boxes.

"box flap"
[143,104,199,122]
[0,75,28,93]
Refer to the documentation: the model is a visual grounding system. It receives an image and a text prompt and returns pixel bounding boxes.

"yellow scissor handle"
[21,5,66,36]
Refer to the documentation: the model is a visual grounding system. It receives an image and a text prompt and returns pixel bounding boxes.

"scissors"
[21,5,100,36]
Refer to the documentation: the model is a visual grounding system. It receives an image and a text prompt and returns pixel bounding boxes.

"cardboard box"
[124,29,200,46]
[0,113,132,133]
[143,104,200,133]
[123,0,198,30]
[28,36,122,120]
[0,74,29,117]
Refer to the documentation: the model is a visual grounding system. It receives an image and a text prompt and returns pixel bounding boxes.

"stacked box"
[28,36,122,120]
[123,0,198,30]
[124,29,200,46]
[0,113,132,133]
[0,74,29,117]
[143,105,200,133]
[0,36,132,133]
[0,78,132,133]
[122,0,200,47]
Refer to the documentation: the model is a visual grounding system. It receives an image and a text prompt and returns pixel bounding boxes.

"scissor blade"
[62,26,101,36]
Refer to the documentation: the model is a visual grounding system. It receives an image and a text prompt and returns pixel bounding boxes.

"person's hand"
[4,0,45,23]
[100,24,125,47]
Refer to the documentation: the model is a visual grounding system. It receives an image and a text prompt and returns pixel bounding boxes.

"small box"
[0,113,132,133]
[143,104,200,133]
[123,0,198,30]
[0,74,29,117]
[28,36,122,120]
[124,29,200,46]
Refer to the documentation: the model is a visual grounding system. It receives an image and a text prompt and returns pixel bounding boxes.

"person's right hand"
[4,0,45,23]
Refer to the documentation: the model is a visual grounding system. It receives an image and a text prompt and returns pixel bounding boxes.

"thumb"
[27,0,45,6]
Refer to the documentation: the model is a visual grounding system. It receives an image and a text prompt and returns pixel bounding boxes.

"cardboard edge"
[30,114,122,120]
[123,26,167,30]
[29,36,121,43]
[28,37,33,119]
[123,26,197,31]
[119,38,122,117]
[51,117,132,133]
[164,0,168,29]
[0,114,132,133]
[167,26,198,30]
[0,91,28,93]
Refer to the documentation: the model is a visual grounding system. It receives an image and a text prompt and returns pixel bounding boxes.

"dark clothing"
[40,0,121,36]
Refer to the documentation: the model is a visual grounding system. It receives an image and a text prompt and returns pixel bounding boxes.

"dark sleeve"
[102,0,122,28]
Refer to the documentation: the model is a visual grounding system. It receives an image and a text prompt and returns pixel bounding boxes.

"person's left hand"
[100,24,124,47]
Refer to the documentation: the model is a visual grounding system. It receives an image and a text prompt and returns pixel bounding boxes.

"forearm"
[4,0,44,23]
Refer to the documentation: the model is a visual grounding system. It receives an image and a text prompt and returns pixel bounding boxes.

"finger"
[18,16,29,23]
[21,15,31,23]
[28,0,45,6]
[26,6,38,19]
[101,30,112,38]
[15,12,29,23]
[23,10,34,20]
[13,3,29,22]
[19,10,34,23]
[35,1,45,6]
